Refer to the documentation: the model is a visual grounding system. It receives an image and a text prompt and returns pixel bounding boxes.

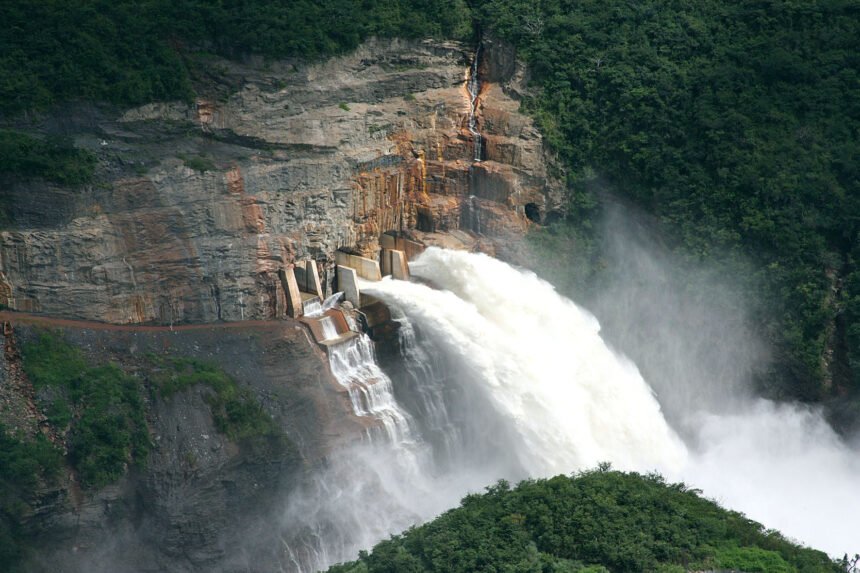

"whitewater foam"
[363,248,688,475]
[282,247,857,569]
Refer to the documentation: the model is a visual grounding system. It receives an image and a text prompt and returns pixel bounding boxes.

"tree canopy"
[327,469,840,573]
[0,0,473,115]
[475,0,860,409]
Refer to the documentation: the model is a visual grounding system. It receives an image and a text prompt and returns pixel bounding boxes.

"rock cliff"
[0,36,563,572]
[0,38,562,325]
[1,315,364,572]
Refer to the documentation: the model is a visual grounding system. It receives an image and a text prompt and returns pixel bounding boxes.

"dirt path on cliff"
[0,310,292,332]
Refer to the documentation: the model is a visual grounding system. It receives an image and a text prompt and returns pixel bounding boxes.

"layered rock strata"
[0,38,562,325]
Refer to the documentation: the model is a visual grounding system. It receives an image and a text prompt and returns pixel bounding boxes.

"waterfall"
[279,249,685,571]
[364,249,687,475]
[327,333,416,443]
[467,46,482,162]
[279,247,859,569]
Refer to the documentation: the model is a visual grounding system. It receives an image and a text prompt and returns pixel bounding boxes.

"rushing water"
[282,247,859,570]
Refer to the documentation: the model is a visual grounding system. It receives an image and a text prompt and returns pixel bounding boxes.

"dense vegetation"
[474,1,860,406]
[0,332,286,570]
[0,130,96,185]
[327,468,841,573]
[0,426,63,569]
[0,0,472,116]
[21,332,150,488]
[147,355,279,441]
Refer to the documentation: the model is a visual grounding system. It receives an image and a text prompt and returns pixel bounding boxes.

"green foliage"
[328,470,839,573]
[0,0,474,116]
[69,364,150,488]
[0,130,96,185]
[477,0,860,403]
[179,153,216,173]
[0,425,63,570]
[339,102,352,112]
[715,545,795,573]
[21,332,150,488]
[149,356,277,441]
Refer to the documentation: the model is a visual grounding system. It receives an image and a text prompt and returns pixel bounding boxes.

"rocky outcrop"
[0,37,562,325]
[0,315,364,572]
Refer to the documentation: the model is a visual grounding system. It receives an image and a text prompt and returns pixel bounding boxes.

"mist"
[549,201,860,557]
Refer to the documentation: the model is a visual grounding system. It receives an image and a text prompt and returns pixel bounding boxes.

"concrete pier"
[294,259,323,298]
[278,267,304,318]
[337,265,361,307]
[381,249,409,280]
[380,233,425,261]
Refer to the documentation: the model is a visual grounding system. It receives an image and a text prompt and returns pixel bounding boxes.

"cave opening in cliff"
[524,203,541,223]
[416,206,435,232]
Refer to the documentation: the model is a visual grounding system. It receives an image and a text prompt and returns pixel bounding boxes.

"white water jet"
[364,248,687,475]
[282,247,857,570]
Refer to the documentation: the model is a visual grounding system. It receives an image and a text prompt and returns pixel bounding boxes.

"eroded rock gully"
[0,38,563,325]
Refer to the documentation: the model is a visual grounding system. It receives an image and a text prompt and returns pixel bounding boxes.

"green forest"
[474,0,860,419]
[326,468,842,573]
[0,0,472,115]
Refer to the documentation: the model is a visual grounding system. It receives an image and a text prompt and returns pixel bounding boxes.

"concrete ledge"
[335,251,382,281]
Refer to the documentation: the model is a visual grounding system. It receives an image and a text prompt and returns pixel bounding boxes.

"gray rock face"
[0,38,563,325]
[2,319,363,572]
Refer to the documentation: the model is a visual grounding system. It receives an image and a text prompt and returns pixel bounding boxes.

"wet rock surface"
[0,36,562,571]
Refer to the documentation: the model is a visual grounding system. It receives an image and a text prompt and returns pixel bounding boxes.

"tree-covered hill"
[0,0,472,115]
[326,468,842,573]
[474,0,860,415]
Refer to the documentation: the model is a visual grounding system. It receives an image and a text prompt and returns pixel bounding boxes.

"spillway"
[281,247,859,571]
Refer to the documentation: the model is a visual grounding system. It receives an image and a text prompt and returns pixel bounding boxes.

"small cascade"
[279,320,446,573]
[465,194,481,234]
[318,315,339,341]
[327,333,416,444]
[303,298,323,317]
[467,46,482,162]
